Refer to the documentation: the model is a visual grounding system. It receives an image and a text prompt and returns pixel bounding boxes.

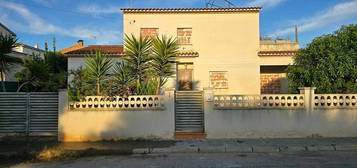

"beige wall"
[260,56,294,66]
[205,106,357,138]
[260,39,299,51]
[58,90,175,142]
[123,12,261,94]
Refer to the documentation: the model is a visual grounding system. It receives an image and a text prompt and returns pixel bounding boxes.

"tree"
[124,34,152,86]
[112,62,135,96]
[287,24,357,93]
[0,34,21,92]
[15,51,67,92]
[15,54,50,92]
[85,51,113,95]
[151,36,178,94]
[68,66,95,101]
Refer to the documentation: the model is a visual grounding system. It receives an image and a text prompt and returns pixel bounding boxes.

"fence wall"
[0,92,58,136]
[205,87,357,138]
[58,90,175,142]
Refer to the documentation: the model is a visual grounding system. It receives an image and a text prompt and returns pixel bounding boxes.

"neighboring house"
[62,42,124,83]
[0,22,16,37]
[121,7,299,94]
[0,22,46,90]
[59,40,85,54]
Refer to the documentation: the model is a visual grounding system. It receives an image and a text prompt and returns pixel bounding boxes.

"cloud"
[30,0,56,6]
[270,0,357,37]
[246,0,288,8]
[78,4,122,16]
[0,1,121,44]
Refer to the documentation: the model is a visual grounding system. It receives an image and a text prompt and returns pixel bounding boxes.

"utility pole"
[295,25,298,43]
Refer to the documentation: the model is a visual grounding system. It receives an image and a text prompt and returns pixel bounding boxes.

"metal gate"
[0,92,58,136]
[175,91,204,132]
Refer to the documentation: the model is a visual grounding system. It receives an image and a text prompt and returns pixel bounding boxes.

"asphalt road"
[8,151,357,168]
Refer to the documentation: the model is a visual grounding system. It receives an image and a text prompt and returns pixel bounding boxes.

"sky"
[0,0,356,50]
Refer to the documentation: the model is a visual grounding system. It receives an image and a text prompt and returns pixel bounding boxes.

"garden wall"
[206,88,357,138]
[204,106,357,138]
[58,90,175,142]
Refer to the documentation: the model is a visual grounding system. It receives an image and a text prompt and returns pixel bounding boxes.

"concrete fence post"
[203,87,214,102]
[164,88,176,138]
[299,87,316,111]
[58,89,68,141]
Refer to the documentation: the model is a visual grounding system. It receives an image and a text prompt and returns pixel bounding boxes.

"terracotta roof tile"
[258,50,298,56]
[121,7,262,13]
[65,45,124,56]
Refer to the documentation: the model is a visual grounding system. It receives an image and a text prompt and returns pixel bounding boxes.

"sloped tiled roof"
[121,7,262,14]
[65,45,124,56]
[258,50,298,56]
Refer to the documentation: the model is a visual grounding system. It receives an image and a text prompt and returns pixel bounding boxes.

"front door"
[177,63,193,91]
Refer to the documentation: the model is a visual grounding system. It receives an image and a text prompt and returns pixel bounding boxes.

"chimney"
[77,40,84,46]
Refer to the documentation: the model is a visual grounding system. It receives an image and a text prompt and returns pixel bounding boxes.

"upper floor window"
[140,28,159,39]
[177,28,192,45]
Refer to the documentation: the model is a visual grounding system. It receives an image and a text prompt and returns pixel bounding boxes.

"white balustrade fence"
[214,94,305,109]
[69,95,165,110]
[314,94,357,108]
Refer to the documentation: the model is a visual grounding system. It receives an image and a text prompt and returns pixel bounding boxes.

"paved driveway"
[9,151,357,168]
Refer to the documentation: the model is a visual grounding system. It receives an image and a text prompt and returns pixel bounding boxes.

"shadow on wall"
[205,107,357,138]
[174,80,201,91]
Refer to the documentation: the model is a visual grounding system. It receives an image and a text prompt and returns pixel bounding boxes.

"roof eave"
[120,7,262,14]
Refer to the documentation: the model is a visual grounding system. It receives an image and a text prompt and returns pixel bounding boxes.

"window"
[177,28,192,44]
[140,28,159,39]
[209,71,228,89]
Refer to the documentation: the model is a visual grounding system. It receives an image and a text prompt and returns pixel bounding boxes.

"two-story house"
[66,7,298,94]
[121,7,298,94]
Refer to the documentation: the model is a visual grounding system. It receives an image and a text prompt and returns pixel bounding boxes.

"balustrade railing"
[69,95,165,110]
[314,94,357,108]
[214,94,305,109]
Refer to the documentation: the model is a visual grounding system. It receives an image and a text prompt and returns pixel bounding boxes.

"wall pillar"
[203,87,214,102]
[58,89,68,141]
[299,87,316,111]
[164,88,176,138]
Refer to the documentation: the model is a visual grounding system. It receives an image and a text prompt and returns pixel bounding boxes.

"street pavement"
[1,137,357,168]
[8,151,357,168]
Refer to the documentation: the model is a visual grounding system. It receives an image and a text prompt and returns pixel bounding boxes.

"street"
[8,151,357,168]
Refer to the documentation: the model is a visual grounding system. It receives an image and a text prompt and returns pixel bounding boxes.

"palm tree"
[151,36,178,94]
[0,34,20,92]
[124,34,152,86]
[113,62,135,96]
[85,51,113,95]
